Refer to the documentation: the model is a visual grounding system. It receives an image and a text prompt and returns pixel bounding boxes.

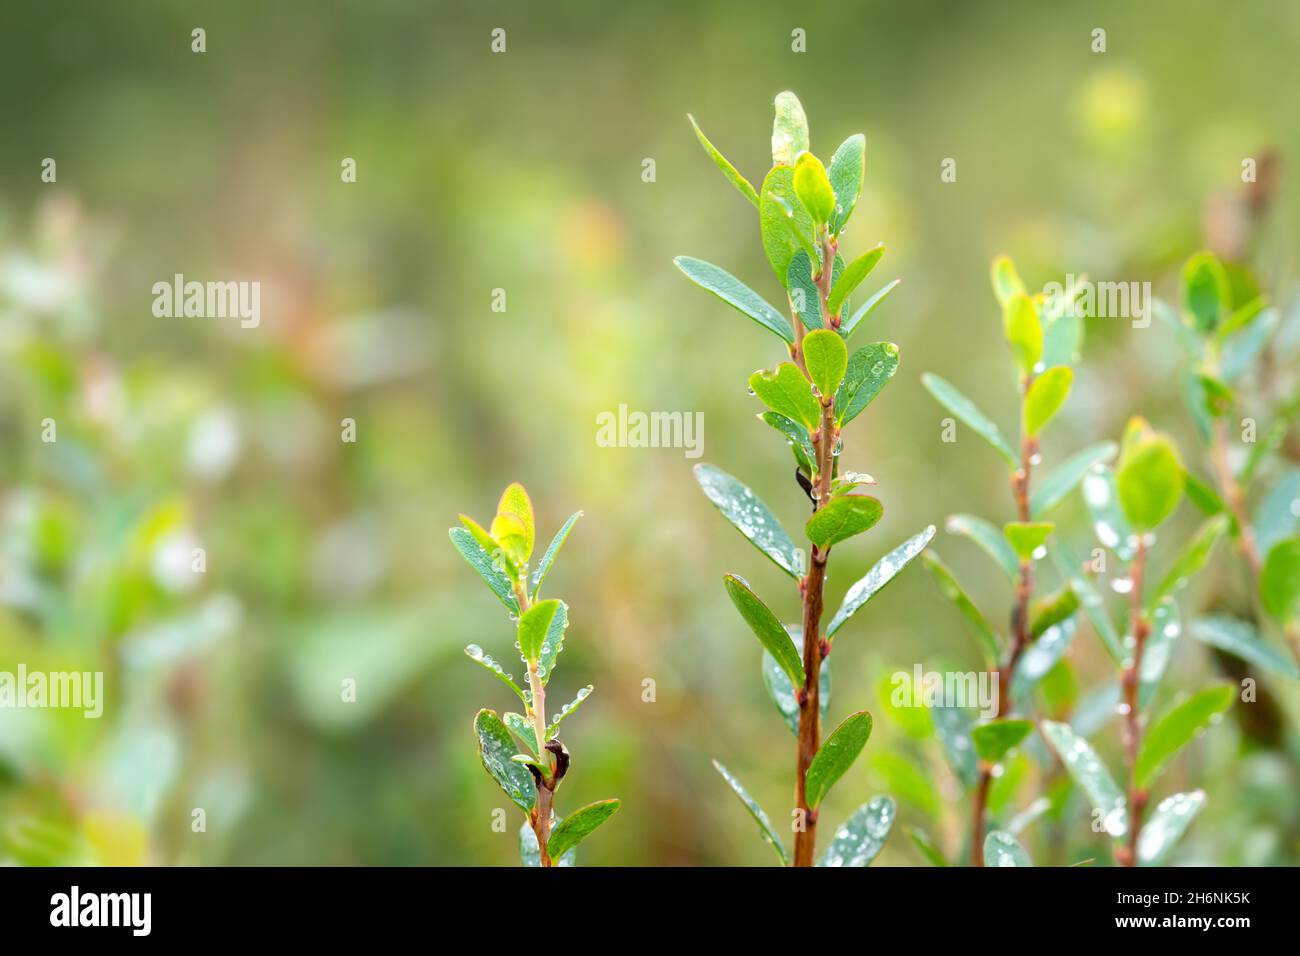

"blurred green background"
[1,0,1298,865]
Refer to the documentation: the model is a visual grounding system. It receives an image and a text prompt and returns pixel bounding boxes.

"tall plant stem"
[793,231,839,867]
[1117,538,1150,867]
[514,582,554,866]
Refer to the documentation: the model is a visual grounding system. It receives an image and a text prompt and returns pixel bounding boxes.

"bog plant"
[449,483,620,866]
[676,92,933,866]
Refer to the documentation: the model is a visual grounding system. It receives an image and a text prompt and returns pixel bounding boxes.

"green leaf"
[458,513,498,554]
[1146,514,1229,611]
[806,495,883,549]
[723,574,805,687]
[1003,521,1054,561]
[473,709,536,812]
[793,151,835,223]
[763,626,829,735]
[1051,543,1124,663]
[547,799,621,860]
[1222,307,1279,383]
[759,412,815,472]
[805,711,873,808]
[984,830,1032,867]
[759,167,816,287]
[1190,614,1300,680]
[990,255,1026,306]
[834,342,899,427]
[536,599,568,686]
[972,719,1033,763]
[750,362,820,431]
[1030,442,1117,517]
[1116,419,1184,532]
[1040,720,1126,836]
[1082,465,1137,561]
[713,759,789,865]
[786,249,824,331]
[449,527,520,614]
[819,795,896,867]
[1137,791,1206,866]
[841,279,901,339]
[1239,420,1287,487]
[946,513,1020,581]
[687,113,759,207]
[1255,469,1300,555]
[519,818,575,867]
[921,373,1018,467]
[547,684,592,740]
[1260,537,1300,624]
[1002,294,1043,376]
[922,552,1001,666]
[803,329,848,400]
[771,90,809,165]
[1023,366,1072,436]
[693,464,804,577]
[1010,620,1077,702]
[504,711,538,754]
[674,256,794,343]
[464,645,528,706]
[827,134,865,233]
[1135,685,1234,789]
[1182,251,1229,332]
[529,510,582,599]
[827,245,884,317]
[827,525,936,637]
[909,827,951,866]
[1139,599,1182,707]
[1030,585,1080,639]
[517,599,564,666]
[930,704,977,789]
[491,483,535,567]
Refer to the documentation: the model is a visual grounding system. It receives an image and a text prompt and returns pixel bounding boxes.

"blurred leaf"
[1254,469,1300,555]
[972,719,1033,763]
[713,759,789,865]
[547,799,620,860]
[1139,599,1182,707]
[922,552,1001,665]
[1002,294,1043,376]
[1003,521,1054,560]
[793,151,835,223]
[1182,251,1228,332]
[827,524,936,637]
[806,495,883,549]
[803,329,848,400]
[504,711,538,754]
[449,527,519,614]
[1135,685,1234,789]
[759,166,816,288]
[1030,584,1079,639]
[787,248,824,331]
[547,685,592,740]
[1221,307,1279,383]
[909,827,950,866]
[688,113,758,207]
[834,342,900,427]
[1030,442,1117,517]
[828,245,884,316]
[870,751,939,817]
[1023,366,1072,436]
[1190,614,1299,680]
[1182,468,1229,523]
[827,134,865,233]
[465,644,528,706]
[1116,420,1183,532]
[723,574,805,687]
[946,513,1020,580]
[1011,619,1077,702]
[806,711,873,807]
[1137,791,1205,866]
[491,483,535,567]
[1082,465,1136,561]
[750,361,820,431]
[519,818,574,867]
[693,463,804,577]
[763,626,829,735]
[1040,720,1126,836]
[1155,297,1203,356]
[474,709,536,812]
[530,510,582,599]
[921,373,1018,467]
[1145,514,1228,611]
[771,90,809,165]
[984,830,1032,866]
[517,599,564,666]
[990,255,1026,306]
[1260,537,1300,624]
[1036,658,1078,718]
[930,704,977,789]
[841,279,901,339]
[674,256,794,343]
[818,795,895,866]
[1239,420,1287,487]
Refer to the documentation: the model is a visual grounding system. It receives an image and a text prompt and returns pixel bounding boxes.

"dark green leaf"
[763,626,829,735]
[834,342,899,427]
[474,709,536,812]
[504,711,539,753]
[694,463,804,577]
[674,256,794,343]
[786,249,824,331]
[723,574,805,687]
[805,711,873,808]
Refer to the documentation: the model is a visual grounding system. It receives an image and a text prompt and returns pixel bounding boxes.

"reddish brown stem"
[1117,538,1150,867]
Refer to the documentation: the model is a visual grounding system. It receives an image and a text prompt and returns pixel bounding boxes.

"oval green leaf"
[1023,365,1072,436]
[827,245,884,317]
[834,342,899,427]
[805,711,873,808]
[803,329,848,400]
[449,527,519,614]
[723,574,805,687]
[818,795,895,867]
[806,495,883,550]
[750,362,820,431]
[674,256,794,343]
[827,525,936,637]
[547,798,621,860]
[793,151,835,224]
[972,719,1033,764]
[693,463,804,577]
[474,709,536,812]
[517,599,564,666]
[1134,685,1234,790]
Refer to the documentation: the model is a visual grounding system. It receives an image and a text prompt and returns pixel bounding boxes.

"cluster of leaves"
[677,92,932,865]
[450,484,619,866]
